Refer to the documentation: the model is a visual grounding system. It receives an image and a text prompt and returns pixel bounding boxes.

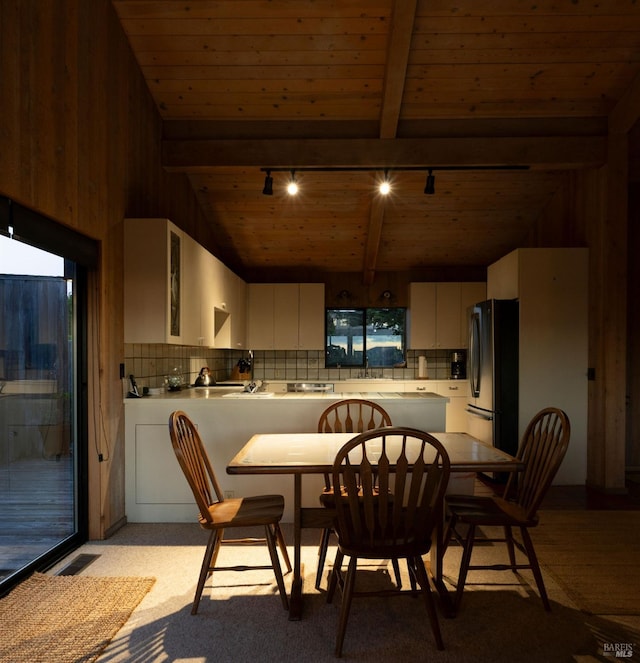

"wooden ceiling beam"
[363,196,386,285]
[368,0,418,283]
[163,136,606,171]
[379,0,418,139]
[609,70,640,134]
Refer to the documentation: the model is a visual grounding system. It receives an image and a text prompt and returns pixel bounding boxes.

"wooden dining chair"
[315,399,393,589]
[443,407,571,613]
[326,427,451,657]
[168,410,292,614]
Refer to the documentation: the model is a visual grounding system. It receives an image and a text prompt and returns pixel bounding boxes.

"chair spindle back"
[169,410,225,525]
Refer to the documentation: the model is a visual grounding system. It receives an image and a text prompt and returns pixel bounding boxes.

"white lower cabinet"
[337,381,406,393]
[435,381,468,432]
[405,380,469,432]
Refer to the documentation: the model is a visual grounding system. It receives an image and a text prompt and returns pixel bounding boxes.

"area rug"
[0,572,155,663]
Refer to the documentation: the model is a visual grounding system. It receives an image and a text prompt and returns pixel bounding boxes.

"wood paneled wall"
[0,1,211,538]
[534,164,632,492]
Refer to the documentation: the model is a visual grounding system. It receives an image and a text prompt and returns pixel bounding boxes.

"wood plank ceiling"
[112,0,640,283]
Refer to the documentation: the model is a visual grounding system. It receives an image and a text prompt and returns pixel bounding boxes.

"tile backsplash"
[125,344,463,390]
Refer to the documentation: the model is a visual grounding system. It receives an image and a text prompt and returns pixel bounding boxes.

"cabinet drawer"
[436,381,469,399]
[405,381,438,393]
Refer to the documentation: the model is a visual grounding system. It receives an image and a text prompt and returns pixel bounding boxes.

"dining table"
[226,430,522,620]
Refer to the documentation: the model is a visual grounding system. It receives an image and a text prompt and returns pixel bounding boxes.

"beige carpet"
[0,572,155,663]
[535,510,640,616]
[41,522,640,662]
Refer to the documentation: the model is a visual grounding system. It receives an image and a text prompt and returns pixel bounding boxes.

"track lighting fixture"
[286,170,298,195]
[262,170,273,196]
[259,165,526,195]
[424,169,435,195]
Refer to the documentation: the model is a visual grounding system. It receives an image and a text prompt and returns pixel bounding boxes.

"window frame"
[325,307,406,368]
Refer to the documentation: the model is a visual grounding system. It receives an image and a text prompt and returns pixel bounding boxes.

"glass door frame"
[0,197,93,595]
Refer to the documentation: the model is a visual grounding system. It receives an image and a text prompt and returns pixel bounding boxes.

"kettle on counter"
[194,366,214,387]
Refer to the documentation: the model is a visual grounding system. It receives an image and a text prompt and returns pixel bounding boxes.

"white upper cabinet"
[297,283,325,349]
[435,282,461,348]
[247,283,325,350]
[124,218,186,344]
[124,218,246,347]
[409,281,486,349]
[247,284,276,349]
[219,267,247,349]
[409,283,437,349]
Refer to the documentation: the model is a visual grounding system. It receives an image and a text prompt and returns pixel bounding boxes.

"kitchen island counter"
[125,390,448,522]
[128,388,444,400]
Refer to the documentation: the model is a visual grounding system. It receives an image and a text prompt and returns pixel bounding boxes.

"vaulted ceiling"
[112,1,640,282]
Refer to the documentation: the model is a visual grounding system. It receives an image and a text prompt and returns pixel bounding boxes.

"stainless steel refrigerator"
[466,299,519,463]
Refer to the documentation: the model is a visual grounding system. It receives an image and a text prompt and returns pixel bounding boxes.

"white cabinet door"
[247,284,275,349]
[211,261,247,349]
[181,236,210,346]
[134,424,193,504]
[298,283,325,349]
[436,381,469,432]
[409,283,436,349]
[435,283,461,348]
[274,284,299,349]
[222,269,247,349]
[124,218,186,344]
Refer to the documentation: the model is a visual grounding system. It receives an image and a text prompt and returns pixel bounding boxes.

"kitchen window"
[325,308,406,368]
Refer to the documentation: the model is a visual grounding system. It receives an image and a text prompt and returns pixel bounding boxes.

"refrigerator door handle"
[469,311,481,397]
[466,406,493,421]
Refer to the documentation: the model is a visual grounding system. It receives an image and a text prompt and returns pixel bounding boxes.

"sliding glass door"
[0,224,88,591]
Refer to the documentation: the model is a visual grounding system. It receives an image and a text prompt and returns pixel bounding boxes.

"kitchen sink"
[222,391,275,398]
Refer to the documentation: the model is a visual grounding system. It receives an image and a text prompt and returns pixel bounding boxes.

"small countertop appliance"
[451,351,466,379]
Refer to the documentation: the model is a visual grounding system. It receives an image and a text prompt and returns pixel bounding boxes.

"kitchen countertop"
[128,388,446,401]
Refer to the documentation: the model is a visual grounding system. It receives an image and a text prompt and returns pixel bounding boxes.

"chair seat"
[445,494,538,528]
[200,494,285,529]
[319,486,384,508]
[338,539,431,560]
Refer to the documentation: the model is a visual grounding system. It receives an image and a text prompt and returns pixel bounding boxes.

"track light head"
[287,170,298,195]
[262,170,273,195]
[424,169,435,195]
[379,170,391,195]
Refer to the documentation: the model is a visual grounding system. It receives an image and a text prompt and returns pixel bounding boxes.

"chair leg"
[192,530,221,615]
[412,555,445,650]
[454,523,477,612]
[315,527,332,589]
[274,522,292,573]
[504,525,517,570]
[520,526,551,611]
[327,549,344,604]
[391,558,402,589]
[335,556,358,658]
[264,524,290,611]
[406,558,418,594]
